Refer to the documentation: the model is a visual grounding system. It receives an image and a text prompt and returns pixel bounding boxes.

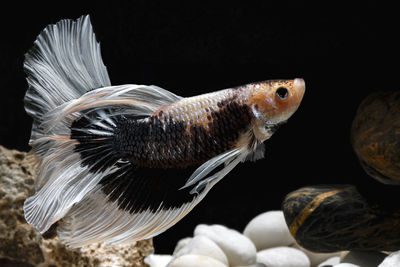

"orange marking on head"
[245,79,305,123]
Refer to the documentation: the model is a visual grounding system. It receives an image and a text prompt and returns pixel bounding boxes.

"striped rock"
[282,185,400,252]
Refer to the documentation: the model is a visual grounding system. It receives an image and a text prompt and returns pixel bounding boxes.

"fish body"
[23,15,305,247]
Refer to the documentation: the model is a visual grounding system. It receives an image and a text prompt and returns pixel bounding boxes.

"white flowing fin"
[181,146,249,194]
[43,84,181,132]
[57,163,212,247]
[24,45,182,233]
[24,83,182,234]
[24,15,111,144]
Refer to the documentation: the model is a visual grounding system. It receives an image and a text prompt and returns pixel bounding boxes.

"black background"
[1,1,399,253]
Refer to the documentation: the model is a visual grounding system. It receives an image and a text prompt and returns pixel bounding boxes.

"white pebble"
[172,237,193,255]
[292,242,342,266]
[317,256,340,267]
[144,254,173,267]
[194,224,257,266]
[167,254,227,267]
[341,251,386,267]
[236,264,267,267]
[256,246,310,267]
[379,251,400,267]
[174,235,228,265]
[333,264,360,267]
[243,210,295,250]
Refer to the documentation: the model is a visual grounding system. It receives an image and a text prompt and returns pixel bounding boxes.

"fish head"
[247,78,305,140]
[249,78,305,124]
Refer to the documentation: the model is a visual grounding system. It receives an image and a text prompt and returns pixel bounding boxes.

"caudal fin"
[24,15,111,144]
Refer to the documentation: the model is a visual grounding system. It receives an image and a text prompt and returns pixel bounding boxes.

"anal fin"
[57,163,208,247]
[181,146,249,194]
[243,143,265,162]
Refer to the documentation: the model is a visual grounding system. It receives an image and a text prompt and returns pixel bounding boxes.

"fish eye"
[276,87,289,100]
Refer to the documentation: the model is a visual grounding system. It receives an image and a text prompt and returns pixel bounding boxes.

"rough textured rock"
[351,90,400,184]
[0,145,154,267]
[282,184,400,252]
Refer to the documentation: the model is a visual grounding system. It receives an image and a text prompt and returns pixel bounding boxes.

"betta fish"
[23,15,305,247]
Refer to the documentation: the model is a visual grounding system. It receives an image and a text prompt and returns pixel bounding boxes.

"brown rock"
[0,145,154,266]
[282,184,400,253]
[351,91,400,184]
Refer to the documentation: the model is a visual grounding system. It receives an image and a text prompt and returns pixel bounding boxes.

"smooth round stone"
[236,264,267,267]
[291,242,341,266]
[174,235,228,265]
[144,254,173,267]
[194,224,257,266]
[282,184,400,252]
[317,256,340,267]
[256,246,310,267]
[379,251,400,267]
[172,237,193,255]
[351,91,400,184]
[341,251,386,267]
[243,210,295,250]
[167,254,227,267]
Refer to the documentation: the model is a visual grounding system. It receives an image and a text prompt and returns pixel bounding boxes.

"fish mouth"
[292,78,306,106]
